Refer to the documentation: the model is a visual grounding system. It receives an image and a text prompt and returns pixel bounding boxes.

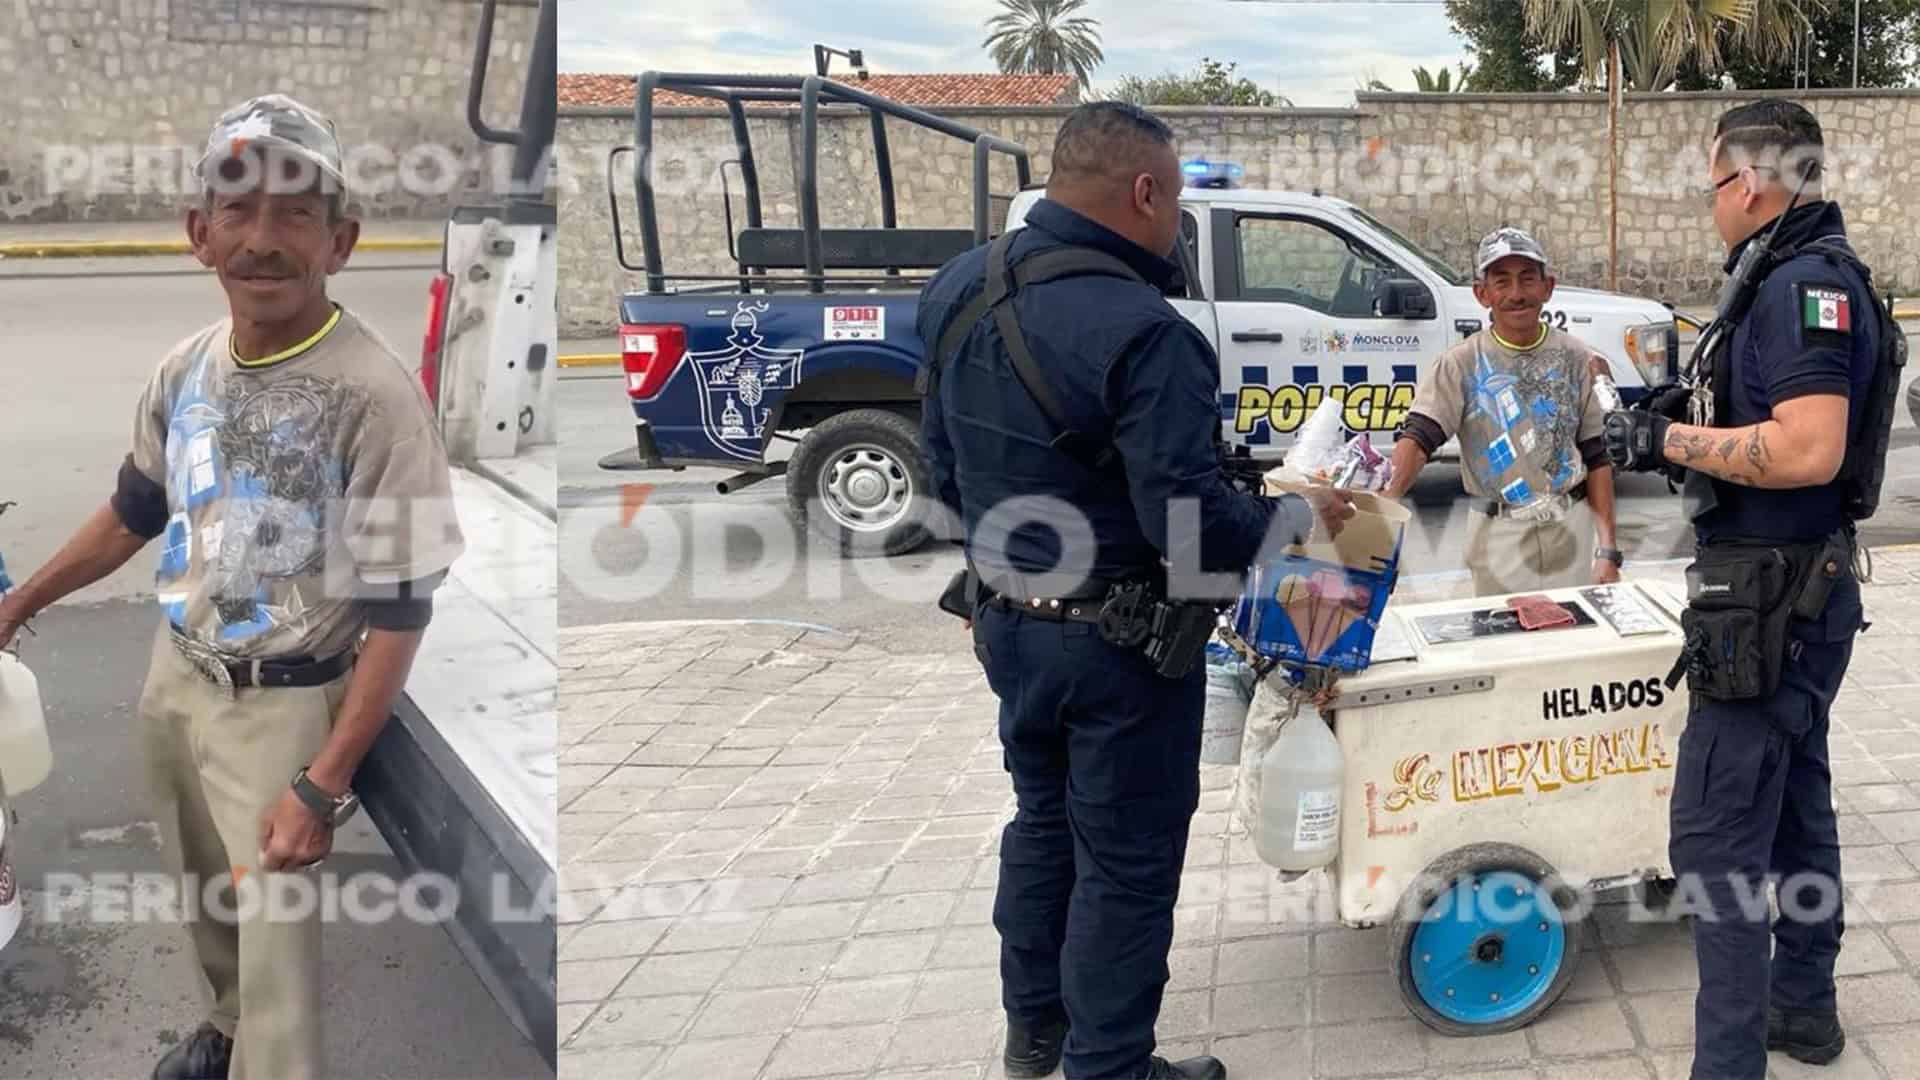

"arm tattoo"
[1670,431,1717,463]
[1716,437,1739,463]
[1744,429,1771,474]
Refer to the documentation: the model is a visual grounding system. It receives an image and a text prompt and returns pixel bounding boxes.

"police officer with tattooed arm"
[1603,100,1904,1079]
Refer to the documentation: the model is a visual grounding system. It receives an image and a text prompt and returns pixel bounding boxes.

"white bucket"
[1201,657,1253,765]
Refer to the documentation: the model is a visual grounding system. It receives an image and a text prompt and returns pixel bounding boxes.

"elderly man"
[0,94,464,1080]
[1385,226,1622,595]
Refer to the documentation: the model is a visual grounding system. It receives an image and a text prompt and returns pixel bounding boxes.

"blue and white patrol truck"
[608,68,1680,557]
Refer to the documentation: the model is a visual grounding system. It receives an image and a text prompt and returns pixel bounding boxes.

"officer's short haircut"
[1714,100,1824,187]
[1050,101,1177,186]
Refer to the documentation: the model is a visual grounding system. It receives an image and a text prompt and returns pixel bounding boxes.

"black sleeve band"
[111,455,169,539]
[1395,413,1447,457]
[361,571,446,632]
[1579,437,1609,471]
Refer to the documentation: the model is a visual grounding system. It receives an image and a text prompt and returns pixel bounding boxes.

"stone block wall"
[560,89,1920,338]
[0,0,538,223]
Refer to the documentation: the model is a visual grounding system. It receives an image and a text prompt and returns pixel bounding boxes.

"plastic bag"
[1288,400,1394,492]
[1288,396,1349,480]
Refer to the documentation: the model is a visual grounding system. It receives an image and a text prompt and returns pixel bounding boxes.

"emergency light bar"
[1182,158,1243,188]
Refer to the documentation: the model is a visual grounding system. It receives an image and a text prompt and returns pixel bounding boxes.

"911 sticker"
[825,305,885,341]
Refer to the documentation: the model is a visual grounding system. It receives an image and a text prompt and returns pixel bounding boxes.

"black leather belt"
[1473,479,1588,518]
[230,650,354,688]
[174,630,356,689]
[982,591,1105,624]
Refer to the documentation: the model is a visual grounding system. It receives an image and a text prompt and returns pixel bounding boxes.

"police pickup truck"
[610,69,1678,557]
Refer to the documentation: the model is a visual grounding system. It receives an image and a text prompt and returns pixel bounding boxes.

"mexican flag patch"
[1802,286,1851,332]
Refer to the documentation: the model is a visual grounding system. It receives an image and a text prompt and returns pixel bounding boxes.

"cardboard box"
[1230,471,1413,674]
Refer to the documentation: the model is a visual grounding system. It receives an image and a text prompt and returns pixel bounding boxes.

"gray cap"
[196,93,347,198]
[1474,226,1549,277]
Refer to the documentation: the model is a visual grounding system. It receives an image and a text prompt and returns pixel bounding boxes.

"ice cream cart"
[1241,579,1694,1036]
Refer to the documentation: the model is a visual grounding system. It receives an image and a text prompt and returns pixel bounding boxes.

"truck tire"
[787,408,933,558]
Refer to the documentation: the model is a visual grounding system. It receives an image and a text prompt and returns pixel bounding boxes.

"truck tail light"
[622,323,686,402]
[421,272,454,406]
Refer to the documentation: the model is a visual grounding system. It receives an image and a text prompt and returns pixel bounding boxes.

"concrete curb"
[0,238,441,258]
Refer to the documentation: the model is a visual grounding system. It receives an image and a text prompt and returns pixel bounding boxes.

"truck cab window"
[1237,216,1398,317]
[1169,210,1201,299]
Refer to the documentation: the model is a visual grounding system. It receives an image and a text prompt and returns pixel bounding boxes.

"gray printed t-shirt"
[1407,328,1607,502]
[129,305,466,660]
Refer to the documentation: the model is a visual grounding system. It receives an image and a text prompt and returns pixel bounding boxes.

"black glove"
[1604,409,1671,473]
[1642,382,1692,421]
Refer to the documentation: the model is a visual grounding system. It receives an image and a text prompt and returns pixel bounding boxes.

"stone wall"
[0,0,539,223]
[560,89,1920,338]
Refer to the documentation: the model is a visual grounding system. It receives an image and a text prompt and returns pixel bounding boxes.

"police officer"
[917,102,1350,1080]
[1604,100,1898,1079]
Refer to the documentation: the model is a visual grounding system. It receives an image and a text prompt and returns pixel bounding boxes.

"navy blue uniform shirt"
[1696,200,1880,544]
[917,198,1300,590]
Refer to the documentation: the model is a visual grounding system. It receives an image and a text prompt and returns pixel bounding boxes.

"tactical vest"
[1692,235,1906,524]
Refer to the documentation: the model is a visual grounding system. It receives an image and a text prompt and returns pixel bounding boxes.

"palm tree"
[1520,1,1814,288]
[1523,0,1810,92]
[982,0,1105,91]
[1365,64,1476,93]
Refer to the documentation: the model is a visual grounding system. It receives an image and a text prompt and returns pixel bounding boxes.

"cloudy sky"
[560,0,1474,107]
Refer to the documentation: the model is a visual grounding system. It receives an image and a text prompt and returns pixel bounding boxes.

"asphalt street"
[558,332,1920,650]
[0,254,550,1078]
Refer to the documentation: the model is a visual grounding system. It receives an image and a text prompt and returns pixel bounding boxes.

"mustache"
[227,256,299,279]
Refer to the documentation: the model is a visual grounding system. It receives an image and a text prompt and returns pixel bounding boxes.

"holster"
[1670,532,1847,701]
[1140,600,1220,679]
[937,567,980,621]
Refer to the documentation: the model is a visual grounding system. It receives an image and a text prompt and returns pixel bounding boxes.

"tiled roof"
[559,72,1079,109]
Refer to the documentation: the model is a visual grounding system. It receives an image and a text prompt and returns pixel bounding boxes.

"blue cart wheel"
[1388,843,1586,1036]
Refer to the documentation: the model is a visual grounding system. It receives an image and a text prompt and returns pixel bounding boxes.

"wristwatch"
[291,767,360,827]
[1595,546,1625,567]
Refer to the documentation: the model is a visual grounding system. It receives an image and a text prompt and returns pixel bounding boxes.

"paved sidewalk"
[556,551,1920,1080]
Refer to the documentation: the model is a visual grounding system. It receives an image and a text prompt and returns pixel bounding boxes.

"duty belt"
[169,628,354,698]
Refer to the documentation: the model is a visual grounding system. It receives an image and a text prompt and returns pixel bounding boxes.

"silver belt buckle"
[171,630,237,700]
[1509,493,1570,524]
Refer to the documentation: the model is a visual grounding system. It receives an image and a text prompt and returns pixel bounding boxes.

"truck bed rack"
[615,71,1032,295]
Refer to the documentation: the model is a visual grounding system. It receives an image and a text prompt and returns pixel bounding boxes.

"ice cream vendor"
[1381,225,1623,595]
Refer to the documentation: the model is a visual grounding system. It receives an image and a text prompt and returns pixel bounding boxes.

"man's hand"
[1604,410,1671,473]
[1303,488,1356,541]
[1591,558,1622,586]
[0,594,31,654]
[258,790,333,872]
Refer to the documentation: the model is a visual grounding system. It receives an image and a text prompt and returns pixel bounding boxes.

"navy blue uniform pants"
[973,606,1204,1080]
[1671,581,1860,1080]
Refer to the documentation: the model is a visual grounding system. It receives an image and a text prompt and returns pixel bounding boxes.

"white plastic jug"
[0,652,51,795]
[1251,704,1343,872]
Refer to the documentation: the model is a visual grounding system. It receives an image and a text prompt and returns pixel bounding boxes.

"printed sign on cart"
[1378,719,1677,817]
[824,305,886,341]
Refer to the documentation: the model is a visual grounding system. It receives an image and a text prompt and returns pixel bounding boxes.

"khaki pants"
[138,623,351,1080]
[1463,498,1596,597]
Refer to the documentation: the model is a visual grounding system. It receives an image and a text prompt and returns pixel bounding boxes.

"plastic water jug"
[0,652,50,795]
[1251,704,1343,872]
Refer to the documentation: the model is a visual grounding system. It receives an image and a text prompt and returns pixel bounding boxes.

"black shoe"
[1140,1055,1228,1080]
[1767,1005,1845,1065]
[1004,1016,1067,1078]
[152,1021,233,1080]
